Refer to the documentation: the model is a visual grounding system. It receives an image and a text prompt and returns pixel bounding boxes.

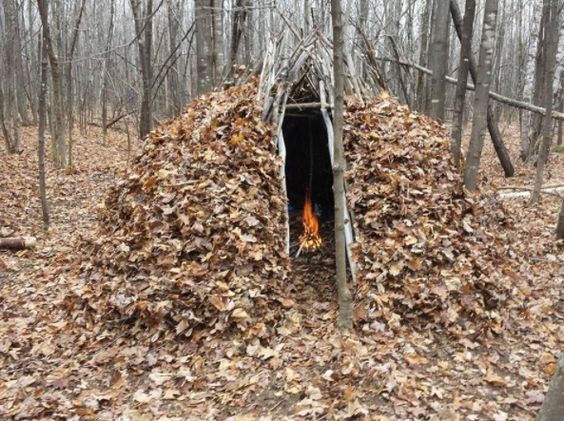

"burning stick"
[298,194,322,255]
[295,243,304,258]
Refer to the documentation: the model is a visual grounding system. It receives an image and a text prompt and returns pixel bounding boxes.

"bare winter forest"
[1,0,564,419]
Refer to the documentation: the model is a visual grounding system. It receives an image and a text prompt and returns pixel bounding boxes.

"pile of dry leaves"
[344,93,523,334]
[68,84,524,342]
[68,83,290,343]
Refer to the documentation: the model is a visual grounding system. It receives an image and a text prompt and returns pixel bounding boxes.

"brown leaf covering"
[70,82,290,341]
[343,93,522,334]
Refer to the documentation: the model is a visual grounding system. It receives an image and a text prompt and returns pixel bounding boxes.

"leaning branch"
[89,111,136,129]
[375,57,564,121]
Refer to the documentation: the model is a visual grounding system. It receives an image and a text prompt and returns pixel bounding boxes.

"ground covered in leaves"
[0,86,562,420]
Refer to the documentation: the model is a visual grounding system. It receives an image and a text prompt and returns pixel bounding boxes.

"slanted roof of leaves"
[72,82,290,342]
[344,93,520,334]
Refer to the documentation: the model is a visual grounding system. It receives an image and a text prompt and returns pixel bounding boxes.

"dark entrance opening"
[282,109,334,249]
[282,108,336,302]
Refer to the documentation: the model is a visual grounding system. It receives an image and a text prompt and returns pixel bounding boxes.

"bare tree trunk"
[102,0,116,143]
[556,199,564,239]
[130,0,154,139]
[226,0,248,82]
[356,0,369,79]
[557,66,564,146]
[211,0,224,85]
[37,0,67,168]
[538,354,564,420]
[65,0,87,168]
[331,0,352,331]
[428,0,450,120]
[558,99,563,146]
[38,30,50,231]
[517,0,529,159]
[194,0,213,94]
[491,0,506,120]
[25,0,39,126]
[450,0,514,177]
[451,0,476,167]
[2,0,21,153]
[166,0,182,115]
[4,0,29,126]
[193,0,223,93]
[0,84,17,153]
[14,10,29,127]
[530,0,559,204]
[463,0,499,191]
[303,0,310,33]
[417,0,432,112]
[528,0,551,161]
[243,0,252,66]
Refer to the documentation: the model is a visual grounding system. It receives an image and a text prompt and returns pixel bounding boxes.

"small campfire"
[297,194,322,255]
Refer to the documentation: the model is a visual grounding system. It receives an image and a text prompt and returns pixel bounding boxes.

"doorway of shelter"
[282,109,334,256]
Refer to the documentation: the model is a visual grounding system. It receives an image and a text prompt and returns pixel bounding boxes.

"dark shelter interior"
[282,110,334,221]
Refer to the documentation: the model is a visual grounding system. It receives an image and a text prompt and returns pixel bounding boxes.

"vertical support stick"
[268,82,291,255]
[331,0,353,330]
[320,80,356,284]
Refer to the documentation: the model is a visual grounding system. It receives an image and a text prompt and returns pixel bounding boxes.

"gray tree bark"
[517,0,529,159]
[38,29,50,231]
[195,0,213,94]
[130,0,154,139]
[211,0,224,85]
[3,0,29,126]
[451,0,476,167]
[37,0,67,168]
[428,0,450,120]
[1,0,21,153]
[528,0,551,160]
[65,0,86,167]
[331,0,353,331]
[0,84,17,153]
[417,0,433,112]
[166,0,182,115]
[101,0,116,143]
[530,0,559,204]
[356,0,369,79]
[303,0,310,34]
[463,0,499,191]
[556,200,564,239]
[537,354,564,420]
[558,71,564,146]
[226,0,248,82]
[450,0,514,178]
[491,0,507,120]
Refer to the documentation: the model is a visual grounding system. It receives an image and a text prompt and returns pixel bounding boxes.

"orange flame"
[299,194,322,251]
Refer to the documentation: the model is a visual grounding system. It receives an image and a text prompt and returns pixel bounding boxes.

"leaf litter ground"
[0,85,562,420]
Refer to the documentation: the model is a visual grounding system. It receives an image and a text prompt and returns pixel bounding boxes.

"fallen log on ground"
[0,237,37,251]
[498,185,564,199]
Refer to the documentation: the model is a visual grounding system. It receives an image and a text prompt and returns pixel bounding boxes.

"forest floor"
[0,123,563,420]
